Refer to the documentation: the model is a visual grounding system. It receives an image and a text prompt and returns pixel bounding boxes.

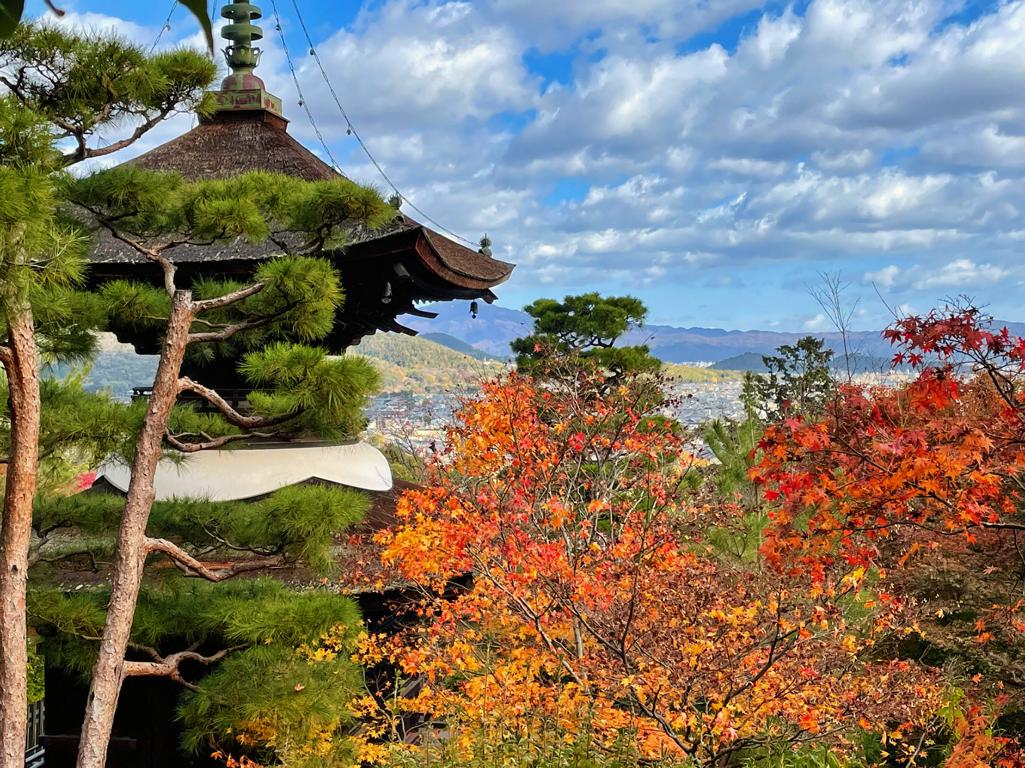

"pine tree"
[0,0,214,53]
[752,336,835,420]
[0,25,215,765]
[511,292,661,382]
[55,162,392,765]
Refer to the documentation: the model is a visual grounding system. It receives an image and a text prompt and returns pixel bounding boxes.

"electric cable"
[267,0,343,172]
[286,0,479,247]
[149,0,179,52]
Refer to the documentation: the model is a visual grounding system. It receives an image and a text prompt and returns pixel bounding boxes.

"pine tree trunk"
[0,306,40,768]
[75,291,193,768]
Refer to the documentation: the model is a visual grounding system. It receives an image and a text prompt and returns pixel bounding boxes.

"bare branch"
[123,643,235,691]
[164,431,276,452]
[145,537,286,581]
[60,109,175,167]
[76,203,179,296]
[177,377,290,430]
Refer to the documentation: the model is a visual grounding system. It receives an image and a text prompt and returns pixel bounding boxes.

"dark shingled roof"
[86,107,514,351]
[129,113,337,182]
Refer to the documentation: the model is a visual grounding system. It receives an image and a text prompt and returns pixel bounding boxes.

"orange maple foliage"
[749,304,1025,765]
[752,307,1025,623]
[371,371,940,766]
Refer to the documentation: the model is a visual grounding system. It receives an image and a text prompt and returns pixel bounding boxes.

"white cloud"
[803,313,829,330]
[912,258,1011,290]
[32,0,1025,328]
[865,265,901,288]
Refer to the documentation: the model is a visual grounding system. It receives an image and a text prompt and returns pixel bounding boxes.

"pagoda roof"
[85,109,514,350]
[128,112,337,182]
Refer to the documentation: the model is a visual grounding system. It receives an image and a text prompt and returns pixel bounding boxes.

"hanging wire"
[267,0,343,172]
[149,0,180,52]
[286,0,479,247]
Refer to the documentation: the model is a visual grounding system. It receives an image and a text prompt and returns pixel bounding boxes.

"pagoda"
[82,0,514,495]
[87,0,513,351]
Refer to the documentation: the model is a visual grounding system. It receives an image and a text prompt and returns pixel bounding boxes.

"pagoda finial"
[206,0,285,121]
[221,1,264,82]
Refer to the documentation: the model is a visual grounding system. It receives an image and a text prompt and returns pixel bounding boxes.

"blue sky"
[28,0,1025,330]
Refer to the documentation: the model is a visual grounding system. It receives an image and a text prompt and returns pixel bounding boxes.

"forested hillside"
[348,333,507,393]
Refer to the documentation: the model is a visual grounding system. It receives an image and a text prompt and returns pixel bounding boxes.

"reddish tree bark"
[75,292,194,768]
[0,307,40,768]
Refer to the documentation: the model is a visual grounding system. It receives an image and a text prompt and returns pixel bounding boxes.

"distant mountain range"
[409,302,1025,366]
[57,308,1025,399]
[68,333,507,400]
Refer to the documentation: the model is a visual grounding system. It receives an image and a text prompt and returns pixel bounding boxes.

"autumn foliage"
[750,304,1025,765]
[367,370,942,766]
[753,305,1025,602]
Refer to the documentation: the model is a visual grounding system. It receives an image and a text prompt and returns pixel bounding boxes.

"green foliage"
[703,416,761,499]
[751,336,835,420]
[512,293,661,380]
[0,3,213,49]
[179,643,362,765]
[0,104,58,296]
[375,438,425,483]
[27,635,44,705]
[0,24,215,162]
[0,0,22,37]
[350,332,506,394]
[0,372,138,493]
[35,483,368,575]
[0,95,58,168]
[207,255,344,345]
[662,364,743,383]
[31,578,363,664]
[0,109,107,358]
[243,344,380,438]
[66,168,392,249]
[31,579,365,765]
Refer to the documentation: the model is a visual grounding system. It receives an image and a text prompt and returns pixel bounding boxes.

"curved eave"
[96,442,393,502]
[344,226,514,291]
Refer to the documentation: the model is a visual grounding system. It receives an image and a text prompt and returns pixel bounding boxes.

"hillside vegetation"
[663,363,745,382]
[349,333,507,393]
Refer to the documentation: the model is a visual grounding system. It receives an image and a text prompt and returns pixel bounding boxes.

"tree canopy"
[512,292,661,380]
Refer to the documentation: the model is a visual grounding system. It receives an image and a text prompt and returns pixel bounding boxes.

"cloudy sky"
[28,0,1025,330]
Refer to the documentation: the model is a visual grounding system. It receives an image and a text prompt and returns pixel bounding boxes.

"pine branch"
[0,345,11,367]
[176,377,290,430]
[77,203,179,297]
[61,107,176,167]
[186,309,301,344]
[164,431,276,452]
[123,641,235,691]
[191,282,266,313]
[145,537,286,581]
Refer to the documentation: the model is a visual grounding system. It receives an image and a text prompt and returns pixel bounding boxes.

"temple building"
[82,0,513,504]
[88,0,513,349]
[38,2,513,764]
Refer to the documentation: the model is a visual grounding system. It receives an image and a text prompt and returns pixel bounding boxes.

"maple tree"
[751,302,1025,762]
[363,367,941,767]
[752,303,1025,582]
